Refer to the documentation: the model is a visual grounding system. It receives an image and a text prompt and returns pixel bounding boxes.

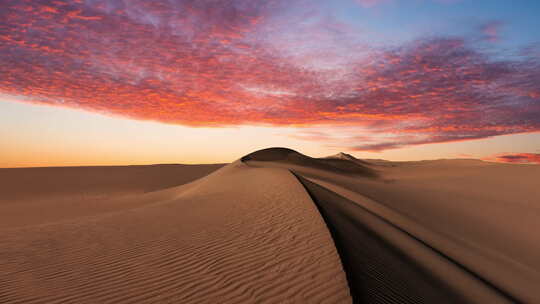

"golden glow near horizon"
[2,99,539,167]
[1,0,539,165]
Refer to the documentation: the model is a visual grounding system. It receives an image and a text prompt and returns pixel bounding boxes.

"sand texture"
[1,148,539,303]
[0,161,350,303]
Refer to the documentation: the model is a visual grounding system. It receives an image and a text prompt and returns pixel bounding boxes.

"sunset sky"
[1,0,539,167]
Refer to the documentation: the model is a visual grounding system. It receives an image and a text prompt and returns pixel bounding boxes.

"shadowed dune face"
[241,147,378,177]
[294,174,515,304]
[242,147,540,303]
[240,147,298,162]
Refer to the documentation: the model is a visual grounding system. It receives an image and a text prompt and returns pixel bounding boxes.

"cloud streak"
[0,0,539,151]
[483,153,540,164]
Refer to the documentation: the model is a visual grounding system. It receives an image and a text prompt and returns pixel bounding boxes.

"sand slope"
[0,164,225,229]
[2,148,539,303]
[245,148,540,303]
[0,161,351,303]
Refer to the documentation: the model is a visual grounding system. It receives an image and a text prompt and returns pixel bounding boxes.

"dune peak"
[326,152,358,161]
[240,147,301,162]
[241,147,377,177]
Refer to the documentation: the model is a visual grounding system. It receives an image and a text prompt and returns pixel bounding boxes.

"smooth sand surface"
[0,161,351,303]
[1,148,539,303]
[0,164,225,229]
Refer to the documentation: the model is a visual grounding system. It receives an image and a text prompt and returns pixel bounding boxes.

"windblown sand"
[1,149,539,303]
[0,162,350,303]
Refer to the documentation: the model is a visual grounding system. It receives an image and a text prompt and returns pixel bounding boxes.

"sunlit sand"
[1,148,538,303]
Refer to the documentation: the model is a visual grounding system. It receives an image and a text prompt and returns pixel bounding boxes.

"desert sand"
[1,148,539,303]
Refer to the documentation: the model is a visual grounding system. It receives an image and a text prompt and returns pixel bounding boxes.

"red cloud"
[0,0,539,151]
[483,153,540,164]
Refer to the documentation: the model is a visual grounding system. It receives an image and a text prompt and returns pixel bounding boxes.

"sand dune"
[242,147,377,177]
[0,161,350,303]
[0,164,226,201]
[296,175,512,303]
[245,148,540,303]
[1,148,539,303]
[0,164,225,229]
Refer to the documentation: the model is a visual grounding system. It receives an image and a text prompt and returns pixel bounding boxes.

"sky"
[1,0,539,167]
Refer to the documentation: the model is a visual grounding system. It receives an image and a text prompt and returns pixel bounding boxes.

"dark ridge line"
[292,172,454,303]
[290,171,520,304]
[240,147,379,178]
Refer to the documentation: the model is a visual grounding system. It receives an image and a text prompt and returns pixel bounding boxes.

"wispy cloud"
[480,21,503,42]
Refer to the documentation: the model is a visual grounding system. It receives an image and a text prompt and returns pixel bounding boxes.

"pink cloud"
[0,0,539,152]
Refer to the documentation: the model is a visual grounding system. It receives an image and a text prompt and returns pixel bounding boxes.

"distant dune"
[242,147,377,177]
[0,164,225,228]
[1,148,539,303]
